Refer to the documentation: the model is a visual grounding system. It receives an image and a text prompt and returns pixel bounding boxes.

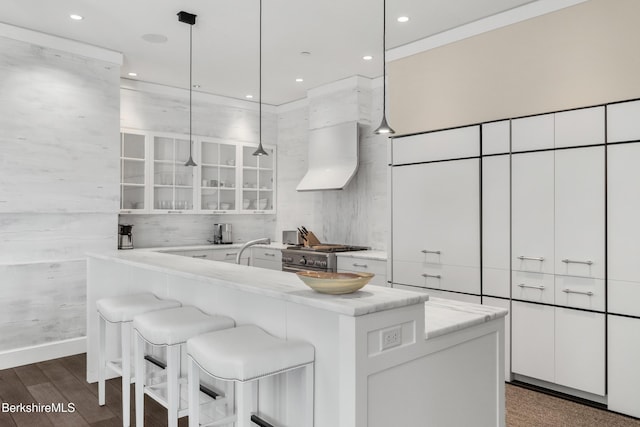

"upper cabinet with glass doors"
[120,131,147,213]
[199,138,237,213]
[241,144,275,213]
[152,135,194,212]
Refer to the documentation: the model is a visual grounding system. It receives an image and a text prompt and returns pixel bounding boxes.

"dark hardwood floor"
[1,353,640,426]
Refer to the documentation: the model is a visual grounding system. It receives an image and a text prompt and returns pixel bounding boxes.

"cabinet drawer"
[607,100,640,143]
[337,257,386,276]
[608,279,640,317]
[512,113,554,152]
[512,271,555,304]
[554,276,605,312]
[252,248,282,262]
[511,301,555,383]
[392,125,479,164]
[482,120,510,155]
[482,268,510,298]
[210,249,247,263]
[392,284,481,304]
[392,261,480,295]
[554,106,605,148]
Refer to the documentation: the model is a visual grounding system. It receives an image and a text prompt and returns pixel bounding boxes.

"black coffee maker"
[118,224,134,250]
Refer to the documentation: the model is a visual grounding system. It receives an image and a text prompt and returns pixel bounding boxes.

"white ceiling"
[3,0,538,106]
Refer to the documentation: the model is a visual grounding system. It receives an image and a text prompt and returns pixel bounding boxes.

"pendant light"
[178,11,198,166]
[252,0,269,156]
[373,0,395,135]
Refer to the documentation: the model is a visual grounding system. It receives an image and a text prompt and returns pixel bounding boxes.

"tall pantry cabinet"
[390,99,640,417]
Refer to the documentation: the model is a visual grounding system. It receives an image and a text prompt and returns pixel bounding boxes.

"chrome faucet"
[236,238,271,264]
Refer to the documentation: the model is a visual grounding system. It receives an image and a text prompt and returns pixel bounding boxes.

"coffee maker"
[212,223,232,244]
[118,224,134,250]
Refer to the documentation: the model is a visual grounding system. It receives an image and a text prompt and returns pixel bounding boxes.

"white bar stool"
[96,293,181,427]
[187,325,315,427]
[133,306,235,427]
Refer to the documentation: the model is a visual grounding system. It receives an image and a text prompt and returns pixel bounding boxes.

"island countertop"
[87,250,427,317]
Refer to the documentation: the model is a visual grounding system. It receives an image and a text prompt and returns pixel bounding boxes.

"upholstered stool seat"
[96,292,181,427]
[133,306,235,427]
[187,325,315,427]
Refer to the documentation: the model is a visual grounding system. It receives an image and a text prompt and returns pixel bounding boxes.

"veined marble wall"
[0,36,120,353]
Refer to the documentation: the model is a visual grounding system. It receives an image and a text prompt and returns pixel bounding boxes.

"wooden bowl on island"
[296,271,374,294]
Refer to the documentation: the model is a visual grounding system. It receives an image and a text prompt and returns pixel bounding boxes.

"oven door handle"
[282,265,322,273]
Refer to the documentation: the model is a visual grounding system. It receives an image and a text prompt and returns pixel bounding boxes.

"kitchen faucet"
[236,237,271,264]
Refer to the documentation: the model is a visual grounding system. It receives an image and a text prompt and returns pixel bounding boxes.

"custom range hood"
[296,121,359,191]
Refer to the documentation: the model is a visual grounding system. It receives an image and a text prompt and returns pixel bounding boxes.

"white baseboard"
[0,337,86,370]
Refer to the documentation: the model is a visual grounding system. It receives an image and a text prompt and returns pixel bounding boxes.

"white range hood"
[296,121,359,192]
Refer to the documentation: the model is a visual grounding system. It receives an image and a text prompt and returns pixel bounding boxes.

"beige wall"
[389,0,640,134]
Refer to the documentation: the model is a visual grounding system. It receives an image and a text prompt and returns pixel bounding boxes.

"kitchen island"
[86,249,507,427]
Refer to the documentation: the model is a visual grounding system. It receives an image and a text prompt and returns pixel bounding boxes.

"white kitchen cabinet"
[481,120,510,155]
[554,307,605,396]
[607,99,640,143]
[608,314,640,418]
[152,134,195,212]
[392,158,480,294]
[483,297,511,381]
[511,301,555,383]
[511,113,554,152]
[554,147,604,279]
[512,151,554,274]
[336,256,387,286]
[392,125,479,165]
[393,284,481,304]
[120,131,148,213]
[241,144,276,213]
[482,154,510,298]
[554,276,604,312]
[554,106,605,148]
[511,271,555,305]
[164,248,249,265]
[199,138,238,213]
[251,247,282,270]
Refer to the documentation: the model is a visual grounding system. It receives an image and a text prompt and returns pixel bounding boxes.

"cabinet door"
[392,126,479,165]
[554,308,605,396]
[152,135,195,211]
[607,99,640,143]
[512,151,554,274]
[608,143,640,283]
[120,131,147,212]
[554,147,604,278]
[482,155,510,298]
[199,139,238,212]
[511,114,554,152]
[554,107,604,148]
[241,145,276,213]
[608,315,640,418]
[511,301,554,383]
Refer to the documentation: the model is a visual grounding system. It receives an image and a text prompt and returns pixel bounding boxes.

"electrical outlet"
[381,326,402,350]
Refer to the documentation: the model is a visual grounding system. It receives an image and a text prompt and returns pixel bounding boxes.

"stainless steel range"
[281,244,369,273]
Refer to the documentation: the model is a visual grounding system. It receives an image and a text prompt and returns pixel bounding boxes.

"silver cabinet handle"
[562,288,594,296]
[561,259,593,265]
[167,210,182,214]
[518,256,544,261]
[353,263,368,268]
[421,273,441,279]
[226,252,237,256]
[264,253,276,257]
[191,254,207,258]
[421,250,441,254]
[518,283,545,290]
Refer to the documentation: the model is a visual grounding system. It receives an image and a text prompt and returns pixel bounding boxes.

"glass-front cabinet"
[199,139,237,212]
[241,145,275,212]
[120,131,147,212]
[119,129,275,215]
[152,135,194,212]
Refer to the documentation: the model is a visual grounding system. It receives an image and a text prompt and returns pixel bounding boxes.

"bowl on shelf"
[295,271,374,294]
[258,198,268,210]
[206,202,218,210]
[220,202,232,210]
[243,199,251,209]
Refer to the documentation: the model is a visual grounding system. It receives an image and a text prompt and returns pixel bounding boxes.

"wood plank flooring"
[1,353,639,426]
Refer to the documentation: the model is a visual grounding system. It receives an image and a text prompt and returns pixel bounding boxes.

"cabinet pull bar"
[226,252,237,256]
[518,283,545,290]
[167,210,182,214]
[562,288,594,296]
[518,255,544,261]
[264,253,275,257]
[561,259,593,265]
[421,250,441,254]
[421,273,441,279]
[353,263,368,268]
[191,255,207,258]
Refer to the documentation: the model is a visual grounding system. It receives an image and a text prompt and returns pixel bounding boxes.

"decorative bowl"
[295,271,374,294]
[243,199,251,209]
[220,202,232,210]
[258,198,268,209]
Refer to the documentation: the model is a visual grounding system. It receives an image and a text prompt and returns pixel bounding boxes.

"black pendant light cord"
[252,0,268,156]
[189,24,193,151]
[382,0,386,114]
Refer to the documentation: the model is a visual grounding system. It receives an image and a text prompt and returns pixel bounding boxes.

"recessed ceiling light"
[246,94,254,99]
[295,78,304,82]
[141,33,168,44]
[69,14,83,21]
[300,51,311,56]
[363,55,373,61]
[397,16,409,23]
[127,72,137,77]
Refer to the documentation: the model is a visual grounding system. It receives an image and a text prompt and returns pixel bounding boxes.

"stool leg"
[134,333,146,427]
[236,381,254,427]
[121,323,131,427]
[167,344,181,427]
[188,357,199,427]
[304,363,315,427]
[98,315,106,406]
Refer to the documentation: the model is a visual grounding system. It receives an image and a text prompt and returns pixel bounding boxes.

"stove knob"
[307,259,315,266]
[282,256,293,263]
[317,260,327,268]
[299,257,307,265]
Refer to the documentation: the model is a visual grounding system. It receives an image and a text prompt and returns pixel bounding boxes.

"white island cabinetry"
[336,251,387,286]
[250,247,282,270]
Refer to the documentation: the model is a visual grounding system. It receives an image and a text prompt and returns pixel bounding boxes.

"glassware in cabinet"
[120,132,147,211]
[152,136,194,211]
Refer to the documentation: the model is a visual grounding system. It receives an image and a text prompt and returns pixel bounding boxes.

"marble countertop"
[424,297,508,339]
[88,250,427,317]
